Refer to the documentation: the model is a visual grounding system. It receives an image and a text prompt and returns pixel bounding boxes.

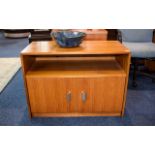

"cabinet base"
[32,112,122,117]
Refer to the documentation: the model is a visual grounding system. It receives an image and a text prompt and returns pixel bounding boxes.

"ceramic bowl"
[52,31,86,47]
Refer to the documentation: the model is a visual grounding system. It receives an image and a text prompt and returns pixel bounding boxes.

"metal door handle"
[81,91,87,103]
[66,91,71,103]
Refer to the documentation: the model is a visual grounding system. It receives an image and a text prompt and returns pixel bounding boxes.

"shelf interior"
[26,57,126,78]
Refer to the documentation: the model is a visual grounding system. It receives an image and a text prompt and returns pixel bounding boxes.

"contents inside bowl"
[62,31,85,38]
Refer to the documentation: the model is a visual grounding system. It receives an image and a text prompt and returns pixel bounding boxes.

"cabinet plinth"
[21,41,130,117]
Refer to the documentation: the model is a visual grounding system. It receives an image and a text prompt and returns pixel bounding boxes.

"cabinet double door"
[26,76,125,114]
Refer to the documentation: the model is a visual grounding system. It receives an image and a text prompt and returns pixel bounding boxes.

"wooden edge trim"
[20,55,32,118]
[32,112,121,117]
[121,53,131,116]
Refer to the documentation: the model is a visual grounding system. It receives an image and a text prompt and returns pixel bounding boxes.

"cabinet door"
[26,76,125,114]
[70,78,93,113]
[92,76,126,113]
[26,77,70,113]
[26,77,93,114]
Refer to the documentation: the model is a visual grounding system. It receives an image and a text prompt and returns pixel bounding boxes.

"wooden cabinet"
[106,29,118,40]
[21,41,130,117]
[145,59,155,72]
[73,29,108,40]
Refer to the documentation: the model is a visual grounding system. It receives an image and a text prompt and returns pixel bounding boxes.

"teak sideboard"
[20,41,130,117]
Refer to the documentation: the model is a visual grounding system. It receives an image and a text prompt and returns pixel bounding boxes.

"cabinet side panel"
[20,55,35,117]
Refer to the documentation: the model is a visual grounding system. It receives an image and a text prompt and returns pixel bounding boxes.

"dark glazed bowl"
[51,31,86,47]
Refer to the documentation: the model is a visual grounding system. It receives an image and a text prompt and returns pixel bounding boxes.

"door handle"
[81,91,87,103]
[66,91,71,103]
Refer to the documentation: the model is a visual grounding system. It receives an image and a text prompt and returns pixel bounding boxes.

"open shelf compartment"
[26,56,126,78]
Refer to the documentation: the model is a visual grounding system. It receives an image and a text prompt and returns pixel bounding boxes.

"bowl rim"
[51,31,86,39]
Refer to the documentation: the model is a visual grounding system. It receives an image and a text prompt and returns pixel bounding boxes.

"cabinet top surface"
[21,41,130,56]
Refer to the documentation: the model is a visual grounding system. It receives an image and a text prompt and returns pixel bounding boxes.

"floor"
[0,32,155,126]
